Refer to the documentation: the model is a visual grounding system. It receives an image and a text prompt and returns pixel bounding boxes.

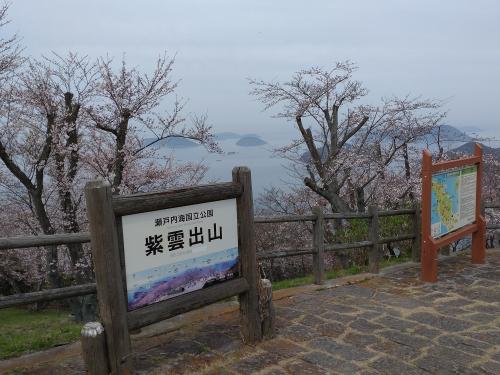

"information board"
[431,165,477,238]
[122,199,239,310]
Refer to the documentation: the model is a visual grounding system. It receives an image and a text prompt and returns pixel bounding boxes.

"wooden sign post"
[421,143,485,282]
[84,167,264,375]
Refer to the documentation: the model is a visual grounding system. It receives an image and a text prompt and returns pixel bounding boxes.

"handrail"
[0,201,497,310]
[0,232,91,251]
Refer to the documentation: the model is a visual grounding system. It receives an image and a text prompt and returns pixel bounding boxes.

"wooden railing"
[1,201,499,309]
[255,205,420,284]
[485,202,500,230]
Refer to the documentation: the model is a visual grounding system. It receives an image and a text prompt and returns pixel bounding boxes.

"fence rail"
[0,201,499,310]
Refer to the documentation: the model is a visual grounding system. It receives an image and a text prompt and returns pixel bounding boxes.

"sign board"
[420,144,485,283]
[122,199,239,311]
[431,165,477,238]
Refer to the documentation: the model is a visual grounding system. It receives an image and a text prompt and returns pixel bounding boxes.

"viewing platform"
[2,249,499,375]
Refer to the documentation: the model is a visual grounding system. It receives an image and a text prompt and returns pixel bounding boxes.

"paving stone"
[321,311,357,324]
[319,285,375,298]
[349,318,385,332]
[280,323,318,342]
[328,304,359,314]
[276,306,304,321]
[463,330,500,345]
[373,292,425,309]
[378,329,429,350]
[343,331,381,347]
[437,334,491,356]
[461,312,498,324]
[230,352,283,375]
[356,311,385,320]
[260,338,306,359]
[369,339,421,361]
[194,332,241,354]
[316,321,346,338]
[407,311,473,331]
[368,356,427,375]
[473,361,500,375]
[373,315,417,332]
[260,368,288,375]
[491,352,500,362]
[299,314,327,328]
[414,355,479,375]
[282,358,329,375]
[408,324,442,339]
[309,337,375,361]
[466,303,499,315]
[301,351,344,368]
[301,351,362,373]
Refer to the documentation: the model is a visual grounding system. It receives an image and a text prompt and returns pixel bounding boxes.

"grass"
[0,308,82,360]
[271,254,412,291]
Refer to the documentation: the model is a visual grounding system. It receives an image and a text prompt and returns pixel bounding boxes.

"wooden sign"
[421,143,485,282]
[85,167,263,375]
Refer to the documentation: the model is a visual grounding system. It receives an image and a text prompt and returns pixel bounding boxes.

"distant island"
[215,132,241,140]
[449,142,500,158]
[142,137,201,149]
[236,135,267,147]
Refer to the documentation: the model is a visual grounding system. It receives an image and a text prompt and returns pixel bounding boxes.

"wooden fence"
[1,201,499,309]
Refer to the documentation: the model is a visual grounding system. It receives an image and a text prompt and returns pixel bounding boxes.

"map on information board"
[431,165,477,238]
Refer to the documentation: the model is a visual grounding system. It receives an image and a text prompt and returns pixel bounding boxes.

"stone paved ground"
[3,250,500,374]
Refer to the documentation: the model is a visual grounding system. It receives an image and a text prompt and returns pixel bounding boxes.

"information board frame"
[84,167,263,375]
[421,143,486,282]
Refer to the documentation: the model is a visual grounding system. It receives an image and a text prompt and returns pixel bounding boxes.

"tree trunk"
[30,189,61,289]
[112,113,130,193]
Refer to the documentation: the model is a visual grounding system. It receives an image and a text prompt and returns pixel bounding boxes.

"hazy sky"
[6,0,500,137]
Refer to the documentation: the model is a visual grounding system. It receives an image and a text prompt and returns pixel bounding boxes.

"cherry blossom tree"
[87,55,219,194]
[250,62,445,212]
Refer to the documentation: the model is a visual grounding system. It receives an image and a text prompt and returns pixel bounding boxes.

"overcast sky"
[6,0,500,137]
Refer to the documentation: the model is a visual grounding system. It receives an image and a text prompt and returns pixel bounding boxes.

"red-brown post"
[421,150,437,282]
[472,144,486,264]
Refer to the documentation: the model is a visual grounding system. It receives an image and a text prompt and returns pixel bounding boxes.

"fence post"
[472,144,486,264]
[312,206,325,285]
[412,202,422,262]
[85,180,132,375]
[232,167,262,343]
[81,322,109,375]
[368,205,380,274]
[259,278,275,339]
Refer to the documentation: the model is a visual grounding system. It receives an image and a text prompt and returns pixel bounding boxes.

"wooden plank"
[0,232,90,251]
[324,241,373,251]
[379,233,416,244]
[113,182,242,216]
[484,202,500,209]
[127,278,249,331]
[412,202,422,262]
[85,180,132,375]
[81,322,110,375]
[323,212,371,220]
[487,224,500,230]
[368,206,380,274]
[430,223,478,249]
[254,215,315,223]
[233,167,262,343]
[312,207,325,285]
[257,249,315,260]
[421,149,437,282]
[472,144,486,264]
[431,155,480,173]
[0,283,96,309]
[378,208,416,217]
